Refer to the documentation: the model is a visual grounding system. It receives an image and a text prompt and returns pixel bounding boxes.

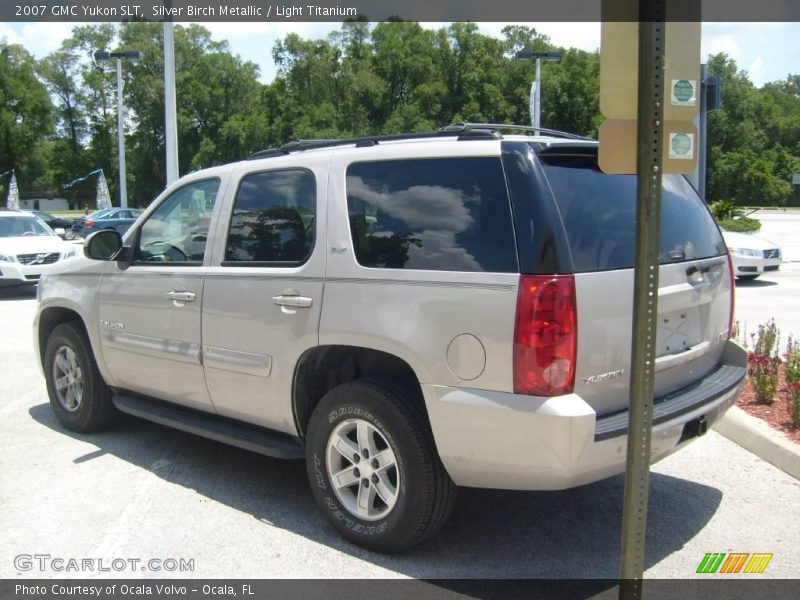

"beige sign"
[599,20,701,174]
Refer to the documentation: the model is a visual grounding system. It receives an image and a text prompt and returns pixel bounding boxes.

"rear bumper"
[423,340,746,491]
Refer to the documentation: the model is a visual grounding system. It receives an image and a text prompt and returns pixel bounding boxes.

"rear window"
[538,151,726,272]
[346,157,518,273]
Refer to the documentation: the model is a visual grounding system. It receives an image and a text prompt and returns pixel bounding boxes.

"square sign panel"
[599,14,700,174]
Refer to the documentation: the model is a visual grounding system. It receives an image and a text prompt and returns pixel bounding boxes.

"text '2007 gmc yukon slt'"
[34,124,746,552]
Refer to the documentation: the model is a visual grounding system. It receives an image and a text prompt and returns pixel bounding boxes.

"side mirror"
[84,229,122,260]
[53,227,66,238]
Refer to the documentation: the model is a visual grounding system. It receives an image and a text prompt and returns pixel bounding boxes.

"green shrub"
[718,217,761,233]
[709,200,742,221]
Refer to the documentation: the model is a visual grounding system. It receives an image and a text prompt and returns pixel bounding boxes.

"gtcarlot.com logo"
[14,554,195,573]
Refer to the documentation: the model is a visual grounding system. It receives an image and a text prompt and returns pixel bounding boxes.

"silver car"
[34,125,745,552]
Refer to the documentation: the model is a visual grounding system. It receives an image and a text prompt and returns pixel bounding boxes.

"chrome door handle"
[272,295,313,308]
[167,290,196,302]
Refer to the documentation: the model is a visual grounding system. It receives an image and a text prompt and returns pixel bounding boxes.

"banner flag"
[6,172,20,209]
[96,171,112,210]
[63,168,103,189]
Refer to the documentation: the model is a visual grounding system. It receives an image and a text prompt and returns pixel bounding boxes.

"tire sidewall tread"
[44,322,114,433]
[306,379,455,552]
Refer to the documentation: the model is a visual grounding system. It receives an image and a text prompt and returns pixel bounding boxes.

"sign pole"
[619,2,665,598]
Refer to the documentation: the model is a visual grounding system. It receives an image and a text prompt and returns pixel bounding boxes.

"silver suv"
[34,124,746,552]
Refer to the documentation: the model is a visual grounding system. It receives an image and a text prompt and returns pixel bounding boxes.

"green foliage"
[748,320,780,404]
[0,43,53,192]
[3,26,799,212]
[717,217,761,233]
[708,200,742,220]
[706,54,800,207]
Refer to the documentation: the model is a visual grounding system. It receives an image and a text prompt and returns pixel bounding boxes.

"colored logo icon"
[696,552,773,574]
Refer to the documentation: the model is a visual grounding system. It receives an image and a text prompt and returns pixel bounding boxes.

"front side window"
[135,178,220,263]
[346,157,518,272]
[224,169,316,265]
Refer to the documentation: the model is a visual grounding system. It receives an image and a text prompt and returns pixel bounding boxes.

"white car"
[0,210,79,288]
[722,229,782,280]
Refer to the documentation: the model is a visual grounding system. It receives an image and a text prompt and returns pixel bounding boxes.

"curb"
[715,406,800,480]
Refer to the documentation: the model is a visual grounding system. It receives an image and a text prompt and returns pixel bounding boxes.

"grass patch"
[718,217,761,233]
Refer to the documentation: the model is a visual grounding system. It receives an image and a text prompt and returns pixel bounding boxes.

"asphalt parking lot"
[2,215,800,582]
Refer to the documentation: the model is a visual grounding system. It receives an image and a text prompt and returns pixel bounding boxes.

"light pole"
[94,50,143,208]
[515,49,562,133]
[163,1,179,186]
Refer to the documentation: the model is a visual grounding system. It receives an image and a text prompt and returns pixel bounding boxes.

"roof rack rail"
[440,123,593,141]
[246,127,500,160]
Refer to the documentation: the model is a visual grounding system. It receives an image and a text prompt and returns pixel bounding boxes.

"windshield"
[538,150,726,272]
[0,216,54,238]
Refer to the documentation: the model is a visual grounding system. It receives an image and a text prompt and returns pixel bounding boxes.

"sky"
[1,21,799,87]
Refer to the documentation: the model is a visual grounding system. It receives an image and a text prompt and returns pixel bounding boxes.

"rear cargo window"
[538,152,726,272]
[346,157,518,272]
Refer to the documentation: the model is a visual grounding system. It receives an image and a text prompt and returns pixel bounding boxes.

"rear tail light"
[514,274,577,396]
[726,252,735,339]
[85,219,95,227]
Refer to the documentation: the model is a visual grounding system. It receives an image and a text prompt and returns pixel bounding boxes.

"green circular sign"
[673,79,694,102]
[671,133,692,156]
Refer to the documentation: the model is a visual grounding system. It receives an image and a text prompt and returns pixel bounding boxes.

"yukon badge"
[583,369,625,384]
[100,320,125,330]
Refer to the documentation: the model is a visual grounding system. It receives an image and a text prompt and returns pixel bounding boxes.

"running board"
[113,393,304,459]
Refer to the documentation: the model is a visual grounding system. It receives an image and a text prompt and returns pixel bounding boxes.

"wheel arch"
[37,306,90,367]
[292,345,424,439]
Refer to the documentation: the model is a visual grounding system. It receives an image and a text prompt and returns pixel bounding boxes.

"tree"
[0,43,53,194]
[706,53,799,205]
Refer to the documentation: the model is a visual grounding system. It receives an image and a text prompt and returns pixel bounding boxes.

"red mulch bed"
[737,361,800,443]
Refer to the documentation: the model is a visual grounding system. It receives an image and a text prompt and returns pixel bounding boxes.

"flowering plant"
[747,320,780,404]
[786,335,800,426]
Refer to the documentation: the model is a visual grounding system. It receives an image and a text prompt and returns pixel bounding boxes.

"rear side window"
[539,151,726,272]
[224,169,315,265]
[346,157,518,272]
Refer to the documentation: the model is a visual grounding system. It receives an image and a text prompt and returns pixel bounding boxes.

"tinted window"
[136,178,220,263]
[346,158,517,272]
[539,151,726,272]
[224,169,315,264]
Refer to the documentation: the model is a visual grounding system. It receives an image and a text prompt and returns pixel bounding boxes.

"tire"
[44,322,116,433]
[737,274,760,280]
[305,379,456,552]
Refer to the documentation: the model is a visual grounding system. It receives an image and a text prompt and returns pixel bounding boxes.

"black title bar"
[3,0,800,23]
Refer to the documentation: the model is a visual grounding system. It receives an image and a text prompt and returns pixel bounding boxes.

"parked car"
[68,208,143,239]
[0,210,78,287]
[29,209,74,232]
[721,229,782,280]
[34,124,746,552]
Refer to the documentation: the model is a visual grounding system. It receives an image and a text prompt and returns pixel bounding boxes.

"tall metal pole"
[116,58,128,208]
[619,1,665,598]
[534,57,542,133]
[687,63,708,199]
[164,11,179,186]
[698,63,708,200]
